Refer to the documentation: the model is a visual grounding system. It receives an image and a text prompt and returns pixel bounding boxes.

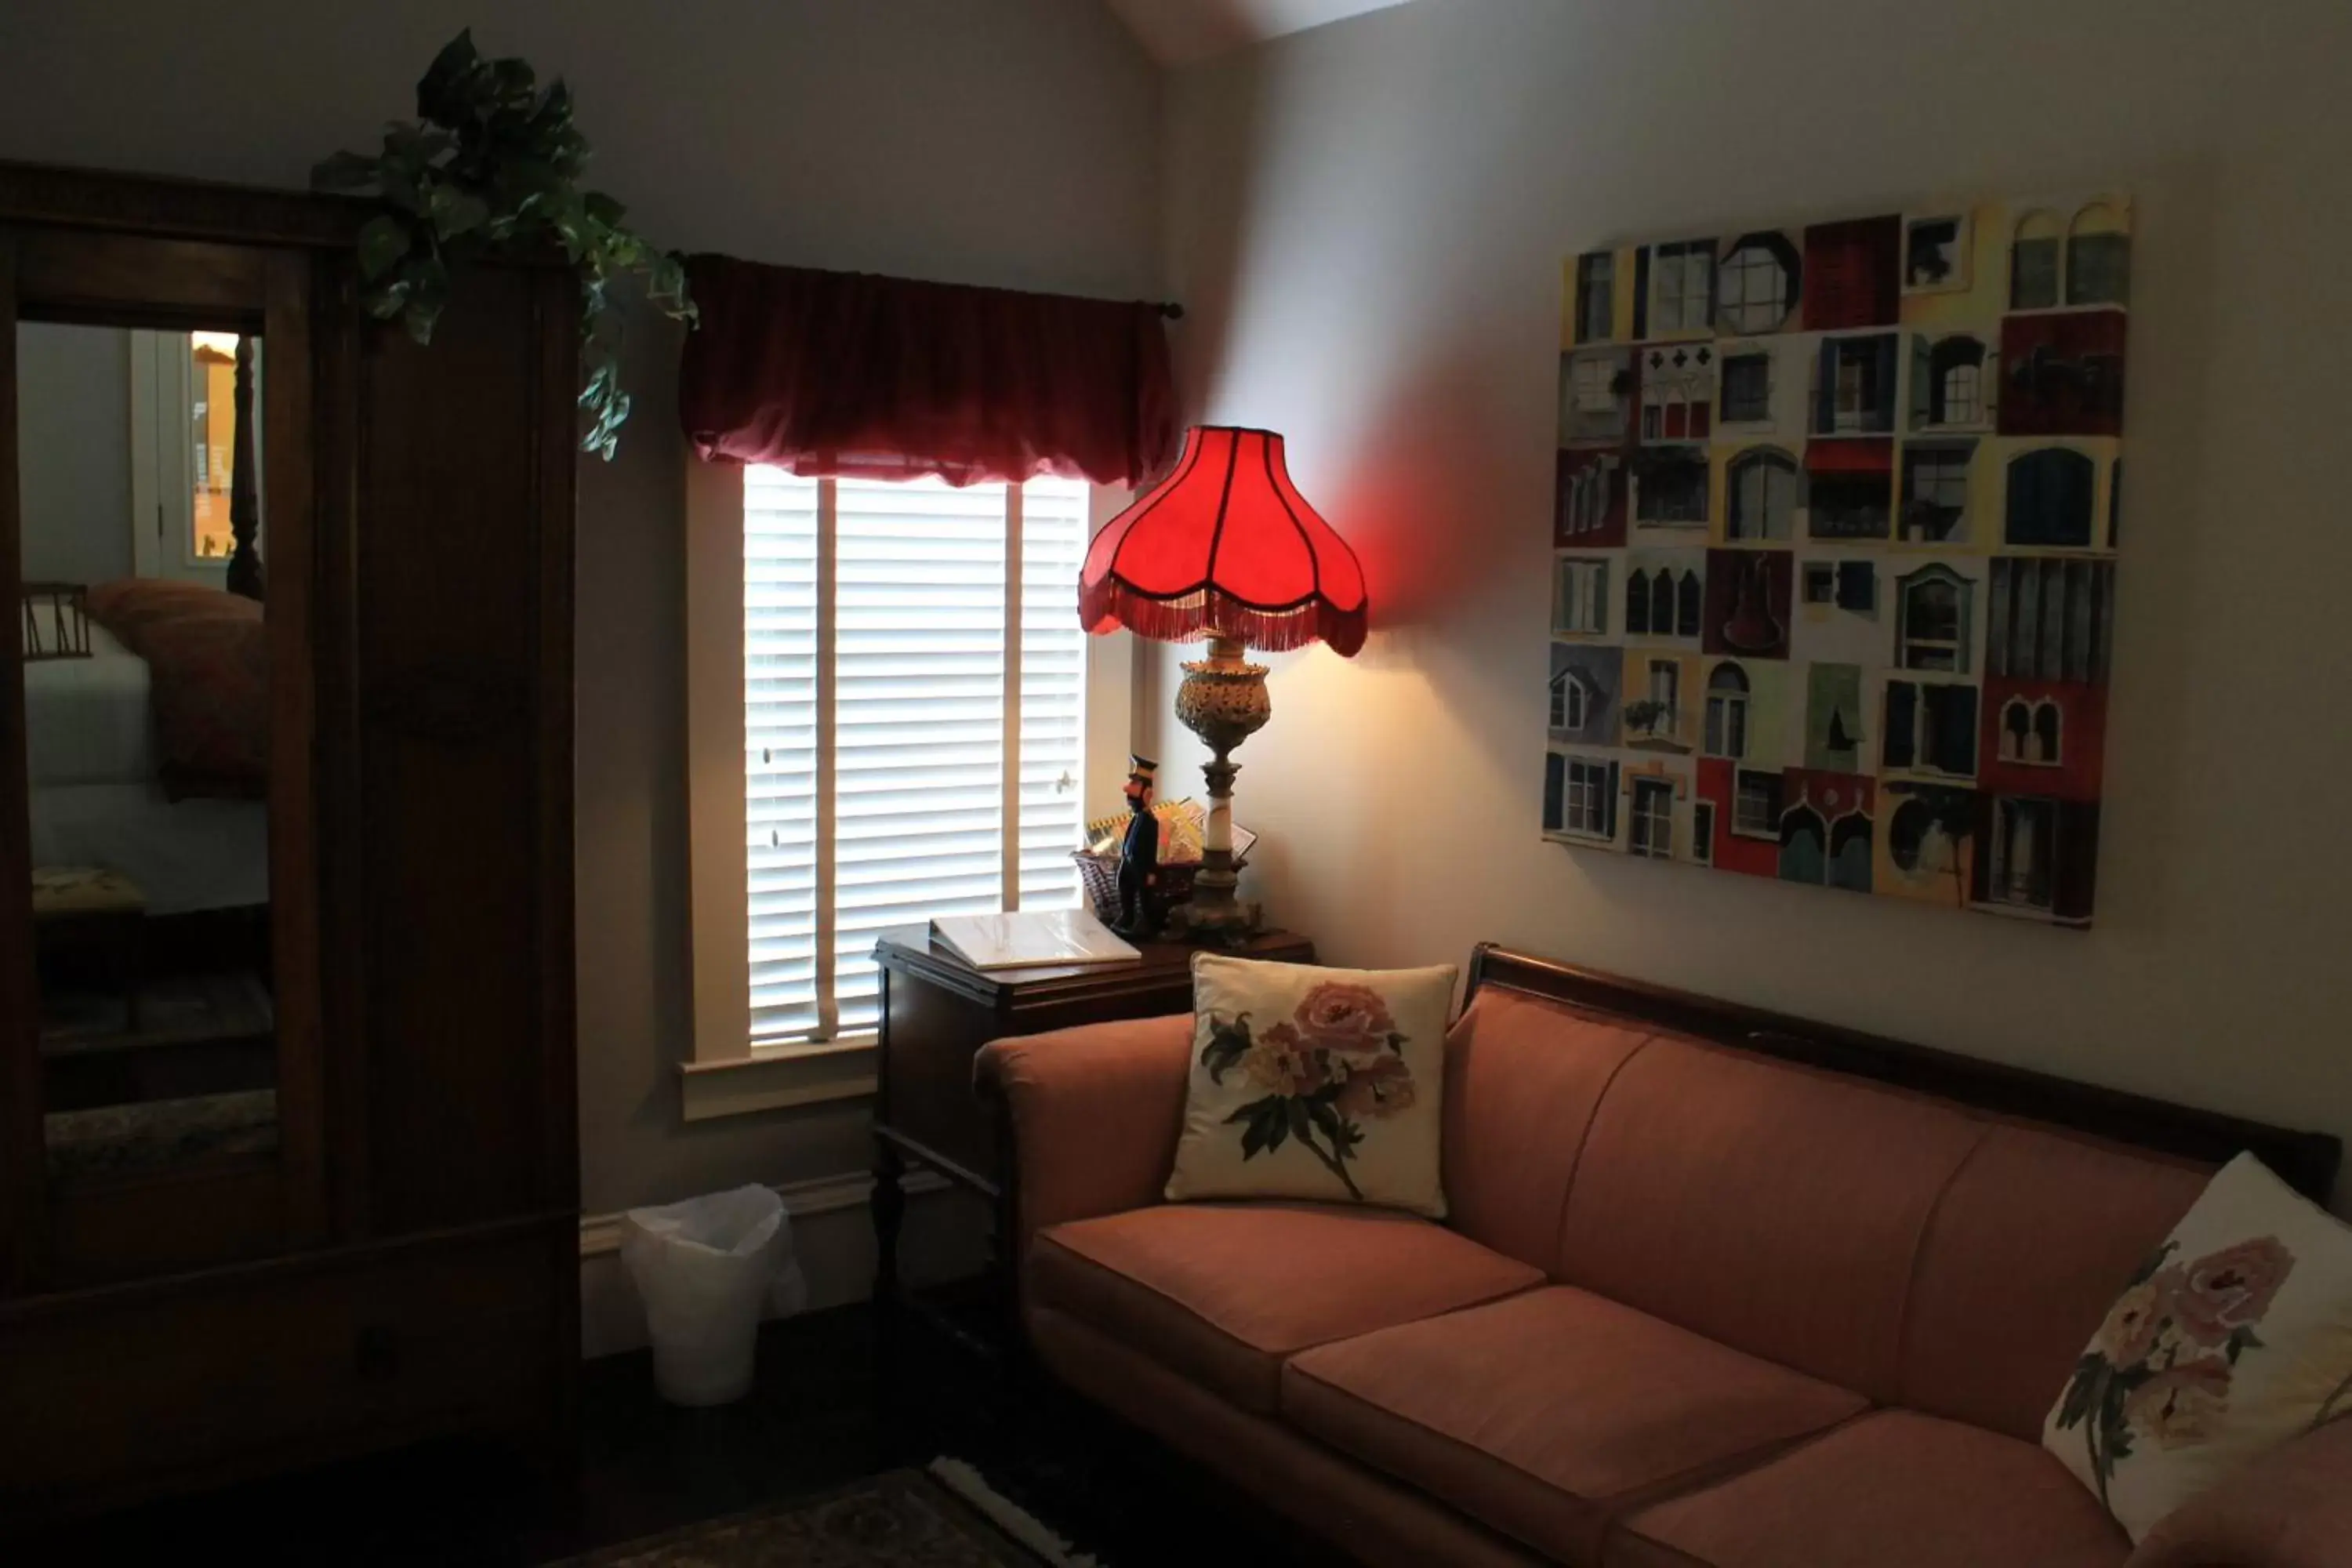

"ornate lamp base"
[1173,634,1270,940]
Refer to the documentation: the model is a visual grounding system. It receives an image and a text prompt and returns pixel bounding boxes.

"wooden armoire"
[0,162,579,1516]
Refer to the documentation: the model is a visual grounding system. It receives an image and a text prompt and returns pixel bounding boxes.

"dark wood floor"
[31,1298,1332,1567]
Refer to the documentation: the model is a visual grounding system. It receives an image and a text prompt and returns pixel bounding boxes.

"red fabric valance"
[677,255,1178,489]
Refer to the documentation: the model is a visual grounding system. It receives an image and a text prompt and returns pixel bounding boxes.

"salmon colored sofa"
[974,946,2350,1568]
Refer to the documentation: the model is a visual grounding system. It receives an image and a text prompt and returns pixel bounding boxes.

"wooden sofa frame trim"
[1464,943,2341,1206]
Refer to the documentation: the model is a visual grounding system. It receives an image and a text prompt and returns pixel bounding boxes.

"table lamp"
[1078,426,1367,938]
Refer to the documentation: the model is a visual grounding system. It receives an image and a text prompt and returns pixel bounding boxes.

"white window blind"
[744,467,1087,1047]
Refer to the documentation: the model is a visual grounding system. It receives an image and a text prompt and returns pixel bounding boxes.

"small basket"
[1073,848,1248,927]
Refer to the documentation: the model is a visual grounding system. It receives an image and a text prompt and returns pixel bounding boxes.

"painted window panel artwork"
[1547,193,2129,927]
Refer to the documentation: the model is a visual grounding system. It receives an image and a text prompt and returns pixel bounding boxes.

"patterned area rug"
[554,1462,1099,1568]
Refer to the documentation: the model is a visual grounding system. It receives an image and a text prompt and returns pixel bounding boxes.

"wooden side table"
[869,924,1315,1321]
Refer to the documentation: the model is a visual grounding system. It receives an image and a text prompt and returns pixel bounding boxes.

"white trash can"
[619,1184,808,1406]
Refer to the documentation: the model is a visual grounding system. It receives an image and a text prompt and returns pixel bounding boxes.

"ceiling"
[1102,0,1415,66]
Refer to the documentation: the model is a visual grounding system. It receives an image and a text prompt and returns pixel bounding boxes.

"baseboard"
[578,1169,989,1358]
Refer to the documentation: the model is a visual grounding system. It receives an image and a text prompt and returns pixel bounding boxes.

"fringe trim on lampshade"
[1079,579,1366,657]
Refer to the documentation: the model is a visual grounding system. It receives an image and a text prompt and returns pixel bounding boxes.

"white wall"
[0,2,1163,1256]
[1159,0,2352,1203]
[14,324,134,586]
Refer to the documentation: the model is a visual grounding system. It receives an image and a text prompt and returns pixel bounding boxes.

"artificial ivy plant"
[313,31,695,459]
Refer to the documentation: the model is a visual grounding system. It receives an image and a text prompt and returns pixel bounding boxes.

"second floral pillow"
[1163,953,1456,1218]
[2042,1151,2352,1541]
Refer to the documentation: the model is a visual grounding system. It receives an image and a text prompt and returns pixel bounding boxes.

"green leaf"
[1261,1102,1290,1154]
[361,278,409,320]
[357,214,412,279]
[414,29,483,124]
[2054,1357,2107,1432]
[583,191,626,229]
[1239,1116,1267,1160]
[424,183,491,240]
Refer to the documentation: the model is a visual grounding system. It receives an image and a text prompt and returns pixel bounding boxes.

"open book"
[930,909,1143,972]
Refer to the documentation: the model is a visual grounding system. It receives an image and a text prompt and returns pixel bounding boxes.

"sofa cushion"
[1280,1286,1867,1566]
[1900,1123,2208,1439]
[1554,1034,1984,1400]
[1610,1410,2129,1568]
[1441,988,1654,1270]
[1029,1202,1541,1414]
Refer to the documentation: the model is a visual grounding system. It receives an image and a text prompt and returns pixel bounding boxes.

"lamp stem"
[1173,630,1267,940]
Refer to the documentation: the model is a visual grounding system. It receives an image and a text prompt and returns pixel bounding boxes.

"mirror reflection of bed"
[16,320,274,1182]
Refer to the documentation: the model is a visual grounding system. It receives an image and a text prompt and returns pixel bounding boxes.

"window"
[1561,453,1619,536]
[1901,445,1971,543]
[1635,452,1709,524]
[1918,336,1987,427]
[1836,561,1876,614]
[1988,797,2057,910]
[1704,663,1749,758]
[1904,216,1966,290]
[1552,671,1591,731]
[1813,335,1896,435]
[2005,447,2096,547]
[1896,566,1973,673]
[1650,241,1715,333]
[1720,352,1772,423]
[1631,569,1700,641]
[1571,354,1618,413]
[741,469,1089,1044]
[1555,557,1608,634]
[1726,447,1798,540]
[1884,681,1978,775]
[2067,202,2129,306]
[1575,252,1615,342]
[1629,779,1675,859]
[1646,659,1680,728]
[2002,698,2063,765]
[1564,758,1613,838]
[2001,699,2029,762]
[1718,238,1791,333]
[1733,769,1781,837]
[2034,701,2063,763]
[1640,345,1714,441]
[1989,557,2114,683]
[1940,360,1981,424]
[2011,210,2061,310]
[127,328,263,580]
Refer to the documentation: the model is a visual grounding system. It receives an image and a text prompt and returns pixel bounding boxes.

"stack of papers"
[930,909,1144,972]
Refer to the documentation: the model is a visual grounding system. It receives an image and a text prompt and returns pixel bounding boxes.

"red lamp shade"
[1079,426,1367,657]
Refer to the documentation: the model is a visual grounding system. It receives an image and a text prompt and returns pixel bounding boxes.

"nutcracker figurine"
[1112,754,1162,939]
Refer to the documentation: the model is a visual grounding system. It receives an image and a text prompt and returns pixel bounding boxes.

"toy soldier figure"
[1113,754,1161,938]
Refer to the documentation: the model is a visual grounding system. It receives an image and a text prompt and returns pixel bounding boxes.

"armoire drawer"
[0,1220,569,1508]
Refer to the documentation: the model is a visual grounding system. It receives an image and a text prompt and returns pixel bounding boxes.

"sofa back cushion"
[1902,1123,2208,1439]
[1553,1034,1984,1401]
[1440,988,1653,1271]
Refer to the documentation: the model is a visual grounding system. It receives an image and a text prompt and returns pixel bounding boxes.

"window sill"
[679,1035,879,1123]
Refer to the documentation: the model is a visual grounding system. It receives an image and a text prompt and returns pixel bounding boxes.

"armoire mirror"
[2,227,323,1284]
[18,320,275,1184]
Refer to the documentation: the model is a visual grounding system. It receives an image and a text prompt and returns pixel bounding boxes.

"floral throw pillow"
[1163,954,1456,1218]
[2043,1152,2352,1541]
